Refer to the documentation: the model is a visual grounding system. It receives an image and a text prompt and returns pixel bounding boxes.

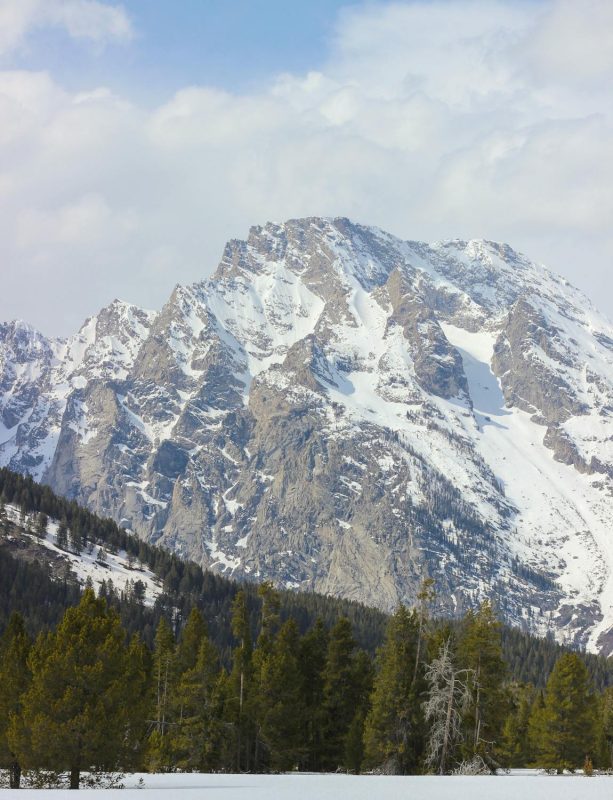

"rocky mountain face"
[1,218,612,652]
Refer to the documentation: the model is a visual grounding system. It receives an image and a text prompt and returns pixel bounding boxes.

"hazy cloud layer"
[1,0,612,335]
[0,0,133,55]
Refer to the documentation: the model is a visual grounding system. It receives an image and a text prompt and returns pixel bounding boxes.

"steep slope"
[1,218,611,652]
[1,503,163,605]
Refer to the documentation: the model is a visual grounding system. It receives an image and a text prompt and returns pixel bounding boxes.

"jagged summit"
[1,218,612,653]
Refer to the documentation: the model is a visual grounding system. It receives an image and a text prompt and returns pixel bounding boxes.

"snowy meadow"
[2,772,613,799]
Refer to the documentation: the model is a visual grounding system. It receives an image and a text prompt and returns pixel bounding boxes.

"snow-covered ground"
[3,772,612,799]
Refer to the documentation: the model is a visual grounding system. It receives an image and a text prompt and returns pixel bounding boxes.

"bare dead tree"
[423,639,473,775]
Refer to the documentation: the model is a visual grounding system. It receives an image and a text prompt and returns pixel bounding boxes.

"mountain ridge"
[1,217,612,652]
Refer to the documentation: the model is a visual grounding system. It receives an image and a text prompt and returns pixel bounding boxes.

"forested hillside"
[1,467,612,688]
[2,468,613,787]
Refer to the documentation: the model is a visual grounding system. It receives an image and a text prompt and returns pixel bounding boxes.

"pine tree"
[536,653,597,772]
[170,635,223,771]
[146,617,176,772]
[69,522,83,554]
[0,613,31,788]
[8,589,147,789]
[153,617,176,736]
[364,605,424,774]
[499,684,536,767]
[251,581,282,771]
[457,601,508,766]
[345,708,367,774]
[412,578,435,689]
[56,518,68,550]
[298,618,329,771]
[599,686,613,768]
[255,581,281,656]
[527,689,547,763]
[176,607,207,675]
[257,618,306,770]
[227,590,253,772]
[34,512,48,539]
[320,617,360,770]
[345,649,374,773]
[122,633,152,772]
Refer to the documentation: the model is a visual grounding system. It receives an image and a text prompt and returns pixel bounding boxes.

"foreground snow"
[4,772,613,798]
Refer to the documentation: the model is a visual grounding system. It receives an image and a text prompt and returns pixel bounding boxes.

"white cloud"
[0,0,612,335]
[0,0,133,55]
[530,0,613,82]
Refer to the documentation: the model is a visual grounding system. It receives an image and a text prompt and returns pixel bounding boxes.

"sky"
[0,0,612,335]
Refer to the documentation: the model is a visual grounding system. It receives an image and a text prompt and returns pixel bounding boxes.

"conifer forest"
[1,470,613,789]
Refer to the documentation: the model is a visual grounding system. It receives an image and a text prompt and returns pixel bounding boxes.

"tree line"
[1,581,611,789]
[2,468,613,787]
[2,467,612,693]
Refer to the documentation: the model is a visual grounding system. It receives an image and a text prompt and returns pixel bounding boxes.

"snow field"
[3,771,613,799]
[440,324,613,650]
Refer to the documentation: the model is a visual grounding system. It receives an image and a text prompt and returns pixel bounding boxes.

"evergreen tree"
[298,618,329,771]
[345,708,367,774]
[457,601,508,765]
[257,618,306,770]
[599,686,613,768]
[527,689,547,764]
[412,578,435,689]
[320,617,360,770]
[0,613,31,788]
[256,581,281,656]
[176,607,207,675]
[499,684,536,767]
[122,633,152,772]
[535,653,597,772]
[34,512,48,539]
[170,635,223,771]
[8,589,147,789]
[56,518,68,551]
[227,590,253,772]
[146,617,176,771]
[251,581,282,771]
[345,649,374,773]
[69,522,83,554]
[364,605,424,774]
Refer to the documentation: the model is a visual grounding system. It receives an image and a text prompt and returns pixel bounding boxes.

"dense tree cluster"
[0,468,387,658]
[2,468,612,690]
[1,587,610,788]
[1,468,612,786]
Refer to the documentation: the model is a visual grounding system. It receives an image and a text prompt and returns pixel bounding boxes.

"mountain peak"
[1,218,612,654]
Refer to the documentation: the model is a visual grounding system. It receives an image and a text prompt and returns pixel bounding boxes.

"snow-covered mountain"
[1,218,612,652]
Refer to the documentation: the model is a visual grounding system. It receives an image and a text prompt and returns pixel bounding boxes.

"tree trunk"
[473,659,481,751]
[9,759,21,789]
[412,615,423,689]
[70,766,80,790]
[440,675,455,775]
[237,667,244,771]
